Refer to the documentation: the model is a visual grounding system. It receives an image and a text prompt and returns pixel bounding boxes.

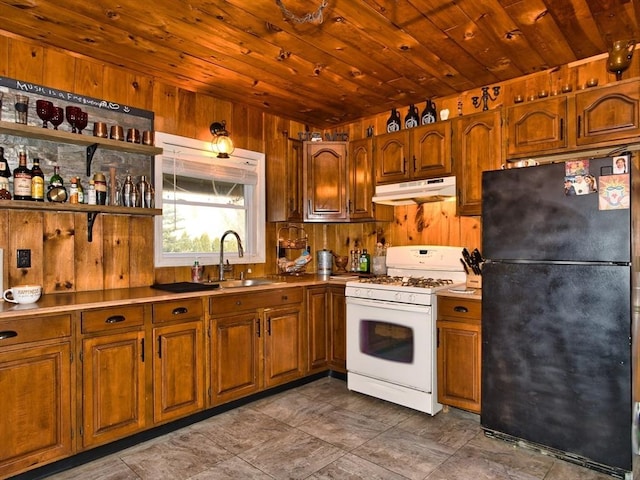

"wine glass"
[49,107,64,130]
[35,100,53,128]
[75,111,88,134]
[65,106,80,133]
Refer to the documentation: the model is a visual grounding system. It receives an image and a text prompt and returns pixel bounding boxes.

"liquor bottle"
[421,99,437,125]
[404,104,419,128]
[0,147,11,194]
[49,165,63,187]
[13,151,32,201]
[30,157,44,202]
[76,178,84,204]
[87,180,97,205]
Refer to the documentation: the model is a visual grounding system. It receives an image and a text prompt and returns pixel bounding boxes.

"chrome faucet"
[219,230,244,281]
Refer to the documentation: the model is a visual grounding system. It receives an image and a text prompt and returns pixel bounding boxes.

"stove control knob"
[408,293,416,303]
[394,292,402,301]
[352,288,360,297]
[367,289,374,298]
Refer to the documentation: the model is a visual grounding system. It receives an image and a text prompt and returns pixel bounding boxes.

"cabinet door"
[375,130,410,184]
[153,320,204,424]
[410,122,452,179]
[437,320,481,413]
[81,331,146,448]
[286,138,304,221]
[453,110,503,216]
[506,97,567,156]
[306,287,329,373]
[0,342,72,477]
[576,82,640,146]
[304,142,348,221]
[348,137,375,221]
[210,312,260,405]
[264,305,304,388]
[328,285,346,372]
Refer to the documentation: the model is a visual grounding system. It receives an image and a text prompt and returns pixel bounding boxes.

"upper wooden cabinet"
[506,96,568,156]
[266,135,304,222]
[375,122,452,184]
[506,80,640,158]
[304,141,381,222]
[304,141,348,221]
[576,81,640,146]
[453,109,503,216]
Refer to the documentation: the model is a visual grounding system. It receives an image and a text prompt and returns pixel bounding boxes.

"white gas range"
[345,245,466,415]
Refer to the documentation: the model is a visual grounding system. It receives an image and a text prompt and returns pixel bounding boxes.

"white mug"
[3,285,42,304]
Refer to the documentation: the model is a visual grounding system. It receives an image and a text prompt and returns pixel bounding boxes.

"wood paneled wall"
[0,33,628,292]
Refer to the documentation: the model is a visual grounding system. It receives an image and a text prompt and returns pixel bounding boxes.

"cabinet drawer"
[153,298,203,323]
[81,305,144,333]
[0,314,71,346]
[211,287,303,314]
[438,297,481,321]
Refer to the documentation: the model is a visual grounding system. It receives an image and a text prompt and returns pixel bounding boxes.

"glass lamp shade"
[211,135,234,158]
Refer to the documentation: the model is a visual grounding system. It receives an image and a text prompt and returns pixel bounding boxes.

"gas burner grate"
[359,276,455,288]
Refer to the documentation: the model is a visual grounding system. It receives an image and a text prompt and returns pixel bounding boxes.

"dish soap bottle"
[358,249,371,274]
[191,259,203,282]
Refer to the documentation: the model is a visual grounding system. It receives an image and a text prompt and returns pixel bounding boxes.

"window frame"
[153,131,266,268]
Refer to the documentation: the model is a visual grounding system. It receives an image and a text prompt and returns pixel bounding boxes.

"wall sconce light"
[210,120,235,158]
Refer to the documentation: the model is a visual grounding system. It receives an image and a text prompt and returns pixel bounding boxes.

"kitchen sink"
[218,278,286,288]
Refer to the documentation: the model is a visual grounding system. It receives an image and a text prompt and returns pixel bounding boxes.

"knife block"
[466,272,482,289]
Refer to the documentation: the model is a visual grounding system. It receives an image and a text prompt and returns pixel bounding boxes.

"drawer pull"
[453,306,468,313]
[105,315,126,324]
[0,330,18,340]
[236,300,242,306]
[282,295,288,301]
[172,307,188,315]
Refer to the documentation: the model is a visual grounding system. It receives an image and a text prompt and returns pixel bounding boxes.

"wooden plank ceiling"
[0,0,638,127]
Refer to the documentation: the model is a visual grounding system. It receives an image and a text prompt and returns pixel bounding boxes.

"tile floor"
[43,377,617,480]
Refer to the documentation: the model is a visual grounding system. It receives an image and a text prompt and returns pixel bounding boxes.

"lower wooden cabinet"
[437,296,481,413]
[209,287,304,405]
[80,305,146,449]
[0,314,73,477]
[306,285,346,374]
[152,298,205,424]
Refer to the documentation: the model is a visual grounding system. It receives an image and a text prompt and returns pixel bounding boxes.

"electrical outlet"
[17,249,31,268]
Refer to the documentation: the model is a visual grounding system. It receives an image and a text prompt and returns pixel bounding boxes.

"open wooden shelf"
[0,199,161,216]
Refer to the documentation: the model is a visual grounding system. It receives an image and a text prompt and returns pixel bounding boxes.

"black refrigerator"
[481,154,639,478]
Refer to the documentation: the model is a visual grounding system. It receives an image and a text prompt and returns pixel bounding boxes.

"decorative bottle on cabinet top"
[421,99,437,125]
[404,104,420,129]
[386,108,401,133]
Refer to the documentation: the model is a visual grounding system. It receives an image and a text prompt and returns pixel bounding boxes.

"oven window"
[359,320,414,363]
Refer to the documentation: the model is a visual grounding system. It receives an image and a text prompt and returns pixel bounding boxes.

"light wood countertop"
[0,274,350,319]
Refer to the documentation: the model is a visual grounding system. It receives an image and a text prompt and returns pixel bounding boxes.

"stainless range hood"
[372,176,456,205]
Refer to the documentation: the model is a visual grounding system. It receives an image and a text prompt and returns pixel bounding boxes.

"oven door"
[346,296,433,391]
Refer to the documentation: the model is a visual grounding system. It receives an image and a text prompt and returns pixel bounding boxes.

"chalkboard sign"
[0,76,154,120]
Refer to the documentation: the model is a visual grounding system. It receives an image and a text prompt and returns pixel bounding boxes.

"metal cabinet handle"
[453,306,468,313]
[141,338,145,362]
[577,115,581,138]
[560,118,564,140]
[413,155,417,172]
[0,330,18,340]
[105,315,125,324]
[158,336,162,358]
[236,300,242,305]
[172,307,188,315]
[282,295,288,301]
[256,319,261,337]
[267,317,272,335]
